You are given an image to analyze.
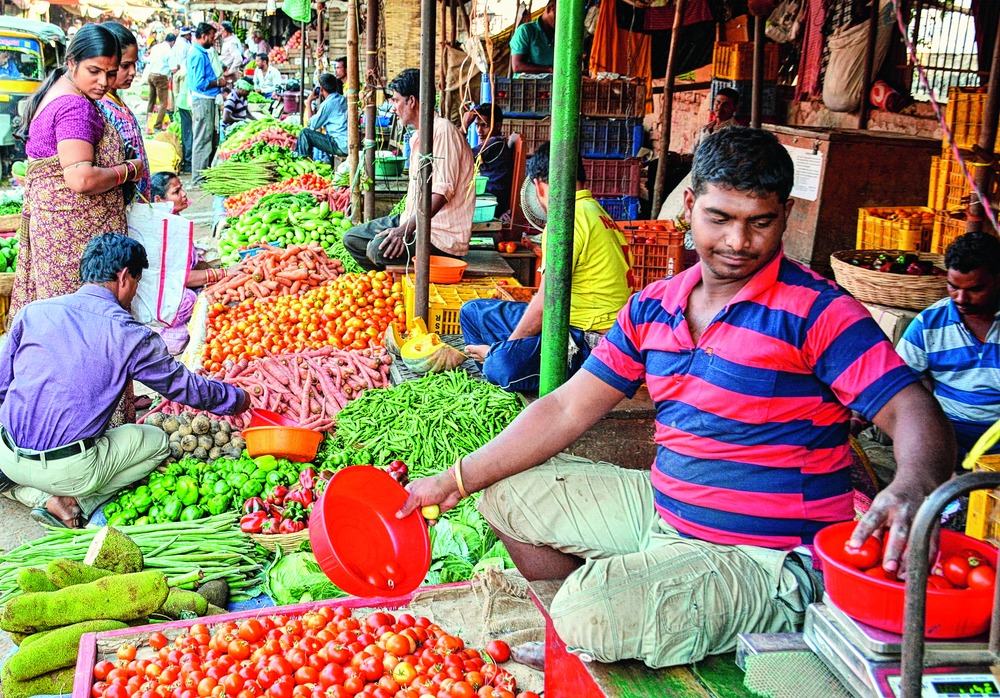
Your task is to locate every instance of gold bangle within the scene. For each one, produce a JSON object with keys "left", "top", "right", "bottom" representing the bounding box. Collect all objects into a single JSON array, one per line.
[{"left": 452, "top": 457, "right": 469, "bottom": 499}]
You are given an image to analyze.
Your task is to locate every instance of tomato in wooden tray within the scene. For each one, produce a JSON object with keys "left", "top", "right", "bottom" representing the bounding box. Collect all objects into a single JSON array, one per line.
[{"left": 91, "top": 607, "right": 535, "bottom": 698}]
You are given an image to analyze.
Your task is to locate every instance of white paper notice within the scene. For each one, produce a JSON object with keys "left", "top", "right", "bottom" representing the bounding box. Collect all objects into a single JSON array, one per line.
[{"left": 784, "top": 146, "right": 823, "bottom": 201}]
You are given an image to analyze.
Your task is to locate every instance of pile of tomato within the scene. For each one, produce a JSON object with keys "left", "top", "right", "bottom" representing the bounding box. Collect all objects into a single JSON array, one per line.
[
  {"left": 91, "top": 607, "right": 539, "bottom": 698},
  {"left": 837, "top": 536, "right": 996, "bottom": 590},
  {"left": 202, "top": 272, "right": 405, "bottom": 373}
]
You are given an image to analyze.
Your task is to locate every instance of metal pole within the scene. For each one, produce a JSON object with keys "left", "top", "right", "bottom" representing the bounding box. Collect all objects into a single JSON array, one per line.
[
  {"left": 415, "top": 0, "right": 436, "bottom": 324},
  {"left": 363, "top": 0, "right": 378, "bottom": 221},
  {"left": 750, "top": 16, "right": 764, "bottom": 128},
  {"left": 538, "top": 0, "right": 584, "bottom": 396},
  {"left": 857, "top": 0, "right": 879, "bottom": 129},
  {"left": 966, "top": 9, "right": 1000, "bottom": 233},
  {"left": 299, "top": 21, "right": 307, "bottom": 123},
  {"left": 347, "top": 0, "right": 361, "bottom": 223},
  {"left": 650, "top": 0, "right": 686, "bottom": 217}
]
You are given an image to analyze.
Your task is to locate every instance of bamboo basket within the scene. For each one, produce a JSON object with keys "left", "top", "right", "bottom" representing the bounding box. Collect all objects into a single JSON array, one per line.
[
  {"left": 830, "top": 249, "right": 948, "bottom": 311},
  {"left": 0, "top": 214, "right": 19, "bottom": 233},
  {"left": 250, "top": 528, "right": 310, "bottom": 553}
]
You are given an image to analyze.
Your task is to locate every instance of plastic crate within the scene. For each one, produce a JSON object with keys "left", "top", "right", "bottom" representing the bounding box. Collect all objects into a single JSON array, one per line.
[
  {"left": 580, "top": 77, "right": 646, "bottom": 118},
  {"left": 965, "top": 454, "right": 1000, "bottom": 543},
  {"left": 712, "top": 41, "right": 779, "bottom": 81},
  {"left": 580, "top": 118, "right": 643, "bottom": 158},
  {"left": 710, "top": 78, "right": 777, "bottom": 119},
  {"left": 619, "top": 220, "right": 685, "bottom": 291},
  {"left": 931, "top": 209, "right": 968, "bottom": 255},
  {"left": 493, "top": 76, "right": 552, "bottom": 117},
  {"left": 856, "top": 207, "right": 935, "bottom": 252},
  {"left": 928, "top": 154, "right": 997, "bottom": 210},
  {"left": 597, "top": 196, "right": 641, "bottom": 222},
  {"left": 504, "top": 118, "right": 550, "bottom": 156},
  {"left": 403, "top": 275, "right": 521, "bottom": 335},
  {"left": 583, "top": 158, "right": 642, "bottom": 197},
  {"left": 945, "top": 86, "right": 1000, "bottom": 153}
]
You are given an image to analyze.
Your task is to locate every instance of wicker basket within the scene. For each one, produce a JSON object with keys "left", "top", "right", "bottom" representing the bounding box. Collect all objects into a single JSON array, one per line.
[
  {"left": 0, "top": 273, "right": 14, "bottom": 298},
  {"left": 0, "top": 214, "right": 19, "bottom": 233},
  {"left": 250, "top": 528, "right": 310, "bottom": 552},
  {"left": 830, "top": 249, "right": 948, "bottom": 311}
]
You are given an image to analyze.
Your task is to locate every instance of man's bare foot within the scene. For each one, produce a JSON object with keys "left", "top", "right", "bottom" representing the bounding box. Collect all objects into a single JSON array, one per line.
[
  {"left": 46, "top": 496, "right": 82, "bottom": 527},
  {"left": 465, "top": 344, "right": 489, "bottom": 362}
]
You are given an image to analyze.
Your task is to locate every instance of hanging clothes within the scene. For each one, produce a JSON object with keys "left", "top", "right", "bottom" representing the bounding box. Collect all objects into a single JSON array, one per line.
[
  {"left": 796, "top": 0, "right": 827, "bottom": 100},
  {"left": 589, "top": 0, "right": 651, "bottom": 111}
]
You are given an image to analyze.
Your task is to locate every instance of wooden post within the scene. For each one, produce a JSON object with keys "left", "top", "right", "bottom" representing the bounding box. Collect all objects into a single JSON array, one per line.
[
  {"left": 363, "top": 0, "right": 378, "bottom": 221},
  {"left": 857, "top": 0, "right": 879, "bottom": 129},
  {"left": 299, "top": 21, "right": 307, "bottom": 123},
  {"left": 967, "top": 8, "right": 1000, "bottom": 233},
  {"left": 415, "top": 0, "right": 437, "bottom": 324},
  {"left": 750, "top": 15, "right": 764, "bottom": 128},
  {"left": 650, "top": 0, "right": 686, "bottom": 217},
  {"left": 439, "top": 0, "right": 448, "bottom": 119},
  {"left": 347, "top": 0, "right": 361, "bottom": 222}
]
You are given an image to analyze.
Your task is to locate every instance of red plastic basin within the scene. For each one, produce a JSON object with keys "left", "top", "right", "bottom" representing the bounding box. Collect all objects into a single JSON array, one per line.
[
  {"left": 249, "top": 408, "right": 298, "bottom": 428},
  {"left": 814, "top": 521, "right": 997, "bottom": 638},
  {"left": 309, "top": 466, "right": 431, "bottom": 598}
]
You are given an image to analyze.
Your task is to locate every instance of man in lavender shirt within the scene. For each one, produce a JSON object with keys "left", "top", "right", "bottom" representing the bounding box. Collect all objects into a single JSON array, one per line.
[{"left": 0, "top": 235, "right": 250, "bottom": 528}]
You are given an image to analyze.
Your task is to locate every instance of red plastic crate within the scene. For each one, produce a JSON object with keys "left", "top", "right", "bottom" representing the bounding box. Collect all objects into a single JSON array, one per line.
[
  {"left": 581, "top": 77, "right": 646, "bottom": 118},
  {"left": 504, "top": 118, "right": 550, "bottom": 156},
  {"left": 583, "top": 158, "right": 642, "bottom": 198},
  {"left": 619, "top": 220, "right": 685, "bottom": 291}
]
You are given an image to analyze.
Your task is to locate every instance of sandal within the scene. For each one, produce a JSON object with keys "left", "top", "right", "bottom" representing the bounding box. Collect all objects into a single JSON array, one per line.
[{"left": 30, "top": 507, "right": 75, "bottom": 529}]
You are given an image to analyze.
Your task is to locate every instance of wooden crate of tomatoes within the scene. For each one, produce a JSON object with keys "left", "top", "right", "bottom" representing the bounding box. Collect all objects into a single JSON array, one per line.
[{"left": 620, "top": 220, "right": 685, "bottom": 292}]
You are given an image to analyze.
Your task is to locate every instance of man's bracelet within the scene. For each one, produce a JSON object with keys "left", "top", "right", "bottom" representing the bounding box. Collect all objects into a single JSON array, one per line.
[{"left": 451, "top": 457, "right": 470, "bottom": 499}]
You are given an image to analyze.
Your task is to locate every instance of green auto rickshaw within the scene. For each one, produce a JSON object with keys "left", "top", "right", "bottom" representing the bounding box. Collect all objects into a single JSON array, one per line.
[{"left": 0, "top": 17, "right": 66, "bottom": 174}]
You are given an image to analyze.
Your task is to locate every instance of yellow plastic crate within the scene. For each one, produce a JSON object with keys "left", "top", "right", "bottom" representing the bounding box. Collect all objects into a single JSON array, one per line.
[
  {"left": 966, "top": 454, "right": 1000, "bottom": 544},
  {"left": 403, "top": 275, "right": 520, "bottom": 335},
  {"left": 945, "top": 87, "right": 1000, "bottom": 153},
  {"left": 856, "top": 207, "right": 934, "bottom": 252},
  {"left": 711, "top": 41, "right": 779, "bottom": 81},
  {"left": 929, "top": 154, "right": 996, "bottom": 210},
  {"left": 931, "top": 209, "right": 968, "bottom": 255}
]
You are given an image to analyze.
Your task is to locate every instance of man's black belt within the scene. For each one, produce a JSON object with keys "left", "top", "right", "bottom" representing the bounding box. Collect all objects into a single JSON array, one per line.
[{"left": 0, "top": 426, "right": 95, "bottom": 461}]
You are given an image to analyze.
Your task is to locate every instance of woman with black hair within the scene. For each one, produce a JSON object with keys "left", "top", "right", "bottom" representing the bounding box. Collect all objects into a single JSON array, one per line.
[
  {"left": 98, "top": 22, "right": 152, "bottom": 202},
  {"left": 12, "top": 23, "right": 146, "bottom": 425}
]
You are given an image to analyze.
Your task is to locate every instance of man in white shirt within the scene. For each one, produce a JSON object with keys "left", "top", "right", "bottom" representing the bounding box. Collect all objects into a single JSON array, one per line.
[
  {"left": 220, "top": 22, "right": 245, "bottom": 74},
  {"left": 146, "top": 33, "right": 176, "bottom": 134},
  {"left": 252, "top": 53, "right": 282, "bottom": 97},
  {"left": 171, "top": 27, "right": 194, "bottom": 173}
]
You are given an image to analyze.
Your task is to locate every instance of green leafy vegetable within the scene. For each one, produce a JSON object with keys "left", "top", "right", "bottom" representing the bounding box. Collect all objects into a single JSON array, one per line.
[{"left": 264, "top": 549, "right": 347, "bottom": 605}]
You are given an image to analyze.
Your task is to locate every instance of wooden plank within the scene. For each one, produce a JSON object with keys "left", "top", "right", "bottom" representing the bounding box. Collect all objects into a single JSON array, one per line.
[{"left": 386, "top": 250, "right": 513, "bottom": 279}]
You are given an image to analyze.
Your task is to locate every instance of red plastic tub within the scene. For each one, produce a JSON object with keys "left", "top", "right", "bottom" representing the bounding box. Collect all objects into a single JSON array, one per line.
[
  {"left": 248, "top": 408, "right": 298, "bottom": 428},
  {"left": 814, "top": 521, "right": 997, "bottom": 638}
]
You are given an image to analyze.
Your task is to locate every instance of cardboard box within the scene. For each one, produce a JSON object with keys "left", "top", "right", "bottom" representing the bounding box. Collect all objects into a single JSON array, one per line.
[{"left": 862, "top": 302, "right": 920, "bottom": 346}]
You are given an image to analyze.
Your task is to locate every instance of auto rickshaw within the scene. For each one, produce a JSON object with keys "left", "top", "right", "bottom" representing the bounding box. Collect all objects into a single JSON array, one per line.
[{"left": 0, "top": 17, "right": 66, "bottom": 177}]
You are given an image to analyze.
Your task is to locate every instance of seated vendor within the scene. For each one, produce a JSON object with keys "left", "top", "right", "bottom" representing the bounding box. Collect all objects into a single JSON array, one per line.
[
  {"left": 342, "top": 68, "right": 475, "bottom": 271},
  {"left": 693, "top": 87, "right": 741, "bottom": 153},
  {"left": 462, "top": 103, "right": 514, "bottom": 217},
  {"left": 511, "top": 0, "right": 555, "bottom": 76},
  {"left": 460, "top": 142, "right": 631, "bottom": 392},
  {"left": 0, "top": 235, "right": 249, "bottom": 529},
  {"left": 252, "top": 53, "right": 282, "bottom": 97},
  {"left": 294, "top": 73, "right": 348, "bottom": 160},
  {"left": 400, "top": 127, "right": 955, "bottom": 669},
  {"left": 897, "top": 231, "right": 1000, "bottom": 461},
  {"left": 222, "top": 79, "right": 256, "bottom": 136}
]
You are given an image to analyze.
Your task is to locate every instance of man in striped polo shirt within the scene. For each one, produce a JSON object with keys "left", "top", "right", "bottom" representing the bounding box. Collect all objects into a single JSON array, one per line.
[
  {"left": 897, "top": 232, "right": 1000, "bottom": 461},
  {"left": 398, "top": 128, "right": 954, "bottom": 668}
]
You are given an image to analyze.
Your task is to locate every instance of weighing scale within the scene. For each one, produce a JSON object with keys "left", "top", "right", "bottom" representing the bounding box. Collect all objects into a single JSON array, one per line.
[{"left": 799, "top": 598, "right": 998, "bottom": 697}]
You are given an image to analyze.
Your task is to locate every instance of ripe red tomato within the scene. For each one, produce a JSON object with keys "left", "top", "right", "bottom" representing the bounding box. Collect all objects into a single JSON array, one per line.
[
  {"left": 148, "top": 633, "right": 169, "bottom": 651},
  {"left": 483, "top": 641, "right": 510, "bottom": 664},
  {"left": 835, "top": 536, "right": 883, "bottom": 570},
  {"left": 117, "top": 645, "right": 138, "bottom": 662},
  {"left": 968, "top": 565, "right": 996, "bottom": 590},
  {"left": 927, "top": 575, "right": 956, "bottom": 590},
  {"left": 943, "top": 555, "right": 973, "bottom": 588}
]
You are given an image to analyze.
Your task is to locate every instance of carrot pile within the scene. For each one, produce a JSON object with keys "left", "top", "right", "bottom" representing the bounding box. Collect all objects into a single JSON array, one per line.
[
  {"left": 151, "top": 348, "right": 392, "bottom": 431},
  {"left": 224, "top": 174, "right": 333, "bottom": 217},
  {"left": 205, "top": 245, "right": 344, "bottom": 304}
]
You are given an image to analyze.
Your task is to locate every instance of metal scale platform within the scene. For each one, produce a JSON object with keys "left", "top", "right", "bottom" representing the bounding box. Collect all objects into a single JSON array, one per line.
[{"left": 802, "top": 598, "right": 997, "bottom": 697}]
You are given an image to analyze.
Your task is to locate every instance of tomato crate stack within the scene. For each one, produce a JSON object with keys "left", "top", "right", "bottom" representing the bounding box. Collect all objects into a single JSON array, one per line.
[
  {"left": 711, "top": 40, "right": 778, "bottom": 121},
  {"left": 855, "top": 207, "right": 935, "bottom": 252},
  {"left": 620, "top": 220, "right": 685, "bottom": 291},
  {"left": 402, "top": 275, "right": 521, "bottom": 336}
]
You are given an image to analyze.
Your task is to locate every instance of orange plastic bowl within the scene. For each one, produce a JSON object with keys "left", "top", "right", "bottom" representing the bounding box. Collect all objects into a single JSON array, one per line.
[
  {"left": 248, "top": 408, "right": 299, "bottom": 428},
  {"left": 814, "top": 521, "right": 997, "bottom": 638},
  {"left": 309, "top": 466, "right": 431, "bottom": 598},
  {"left": 427, "top": 256, "right": 468, "bottom": 284},
  {"left": 242, "top": 426, "right": 322, "bottom": 462}
]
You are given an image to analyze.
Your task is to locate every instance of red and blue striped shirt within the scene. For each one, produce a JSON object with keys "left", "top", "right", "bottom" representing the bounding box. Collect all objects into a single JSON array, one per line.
[{"left": 584, "top": 252, "right": 917, "bottom": 550}]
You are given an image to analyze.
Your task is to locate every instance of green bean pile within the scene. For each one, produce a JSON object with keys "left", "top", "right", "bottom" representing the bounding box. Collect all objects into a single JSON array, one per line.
[
  {"left": 324, "top": 372, "right": 524, "bottom": 477},
  {"left": 0, "top": 514, "right": 269, "bottom": 606}
]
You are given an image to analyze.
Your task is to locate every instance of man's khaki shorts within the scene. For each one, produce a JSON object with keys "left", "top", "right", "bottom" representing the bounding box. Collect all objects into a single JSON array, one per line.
[{"left": 477, "top": 454, "right": 810, "bottom": 668}]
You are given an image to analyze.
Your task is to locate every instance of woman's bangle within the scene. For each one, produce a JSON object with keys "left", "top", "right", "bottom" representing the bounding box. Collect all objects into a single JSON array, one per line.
[
  {"left": 451, "top": 457, "right": 470, "bottom": 499},
  {"left": 125, "top": 161, "right": 137, "bottom": 182},
  {"left": 114, "top": 165, "right": 124, "bottom": 186}
]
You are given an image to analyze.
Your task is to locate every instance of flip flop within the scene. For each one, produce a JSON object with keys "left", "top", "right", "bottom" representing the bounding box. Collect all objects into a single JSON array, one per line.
[{"left": 30, "top": 507, "right": 70, "bottom": 528}]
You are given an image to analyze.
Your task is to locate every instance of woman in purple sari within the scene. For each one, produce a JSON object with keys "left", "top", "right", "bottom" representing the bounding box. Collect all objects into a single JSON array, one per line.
[{"left": 98, "top": 22, "right": 151, "bottom": 202}]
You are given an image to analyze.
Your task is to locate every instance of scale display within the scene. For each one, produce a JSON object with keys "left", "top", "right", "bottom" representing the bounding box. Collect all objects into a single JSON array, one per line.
[{"left": 886, "top": 672, "right": 1000, "bottom": 697}]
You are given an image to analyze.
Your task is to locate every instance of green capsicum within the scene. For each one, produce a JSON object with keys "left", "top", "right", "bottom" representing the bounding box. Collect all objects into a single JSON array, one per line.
[
  {"left": 108, "top": 512, "right": 132, "bottom": 527},
  {"left": 205, "top": 495, "right": 230, "bottom": 515},
  {"left": 175, "top": 476, "right": 199, "bottom": 506},
  {"left": 148, "top": 505, "right": 162, "bottom": 521},
  {"left": 254, "top": 455, "right": 278, "bottom": 472},
  {"left": 240, "top": 480, "right": 264, "bottom": 499},
  {"left": 265, "top": 471, "right": 284, "bottom": 488},
  {"left": 134, "top": 516, "right": 150, "bottom": 526},
  {"left": 162, "top": 496, "right": 184, "bottom": 522},
  {"left": 212, "top": 480, "right": 232, "bottom": 496},
  {"left": 103, "top": 502, "right": 121, "bottom": 518},
  {"left": 180, "top": 505, "right": 206, "bottom": 521},
  {"left": 131, "top": 491, "right": 153, "bottom": 514},
  {"left": 149, "top": 481, "right": 169, "bottom": 501},
  {"left": 164, "top": 462, "right": 185, "bottom": 477},
  {"left": 227, "top": 472, "right": 249, "bottom": 489}
]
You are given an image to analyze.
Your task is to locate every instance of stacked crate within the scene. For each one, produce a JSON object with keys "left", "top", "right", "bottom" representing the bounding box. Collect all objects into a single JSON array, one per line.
[
  {"left": 926, "top": 87, "right": 999, "bottom": 254},
  {"left": 496, "top": 76, "right": 647, "bottom": 220},
  {"left": 710, "top": 41, "right": 779, "bottom": 121}
]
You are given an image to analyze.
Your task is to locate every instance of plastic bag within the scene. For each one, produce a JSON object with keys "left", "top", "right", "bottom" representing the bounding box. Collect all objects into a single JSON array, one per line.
[
  {"left": 765, "top": 0, "right": 805, "bottom": 43},
  {"left": 822, "top": 0, "right": 895, "bottom": 112},
  {"left": 126, "top": 201, "right": 194, "bottom": 327}
]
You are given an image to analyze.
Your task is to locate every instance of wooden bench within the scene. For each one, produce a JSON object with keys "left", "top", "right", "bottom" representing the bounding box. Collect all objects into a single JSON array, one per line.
[
  {"left": 386, "top": 249, "right": 515, "bottom": 283},
  {"left": 528, "top": 580, "right": 755, "bottom": 698}
]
